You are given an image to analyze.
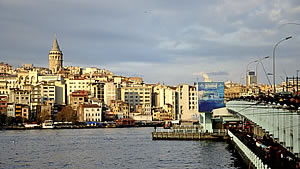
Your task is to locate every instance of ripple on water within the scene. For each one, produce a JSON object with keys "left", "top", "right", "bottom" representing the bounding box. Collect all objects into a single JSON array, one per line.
[{"left": 0, "top": 128, "right": 244, "bottom": 169}]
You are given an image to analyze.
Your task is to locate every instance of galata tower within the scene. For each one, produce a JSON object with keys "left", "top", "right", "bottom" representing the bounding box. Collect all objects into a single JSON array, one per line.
[{"left": 49, "top": 33, "right": 63, "bottom": 74}]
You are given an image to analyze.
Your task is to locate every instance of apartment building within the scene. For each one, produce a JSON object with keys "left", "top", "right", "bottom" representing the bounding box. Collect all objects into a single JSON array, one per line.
[
  {"left": 91, "top": 82, "right": 105, "bottom": 103},
  {"left": 109, "top": 100, "right": 129, "bottom": 118},
  {"left": 104, "top": 82, "right": 119, "bottom": 105},
  {"left": 7, "top": 103, "right": 15, "bottom": 117},
  {"left": 77, "top": 104, "right": 102, "bottom": 122},
  {"left": 41, "top": 83, "right": 56, "bottom": 105},
  {"left": 121, "top": 84, "right": 152, "bottom": 115},
  {"left": 66, "top": 78, "right": 94, "bottom": 104},
  {"left": 70, "top": 90, "right": 89, "bottom": 110},
  {"left": 177, "top": 84, "right": 198, "bottom": 121},
  {"left": 0, "top": 62, "right": 13, "bottom": 75},
  {"left": 9, "top": 88, "right": 31, "bottom": 105},
  {"left": 152, "top": 84, "right": 179, "bottom": 120}
]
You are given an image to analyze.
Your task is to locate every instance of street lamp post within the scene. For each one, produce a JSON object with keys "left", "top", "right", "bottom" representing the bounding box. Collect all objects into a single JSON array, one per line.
[
  {"left": 255, "top": 56, "right": 270, "bottom": 84},
  {"left": 272, "top": 36, "right": 292, "bottom": 94},
  {"left": 297, "top": 70, "right": 300, "bottom": 96}
]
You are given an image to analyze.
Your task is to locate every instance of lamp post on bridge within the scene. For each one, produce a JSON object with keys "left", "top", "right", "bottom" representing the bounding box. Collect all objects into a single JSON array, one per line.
[
  {"left": 255, "top": 56, "right": 270, "bottom": 84},
  {"left": 297, "top": 70, "right": 300, "bottom": 96},
  {"left": 272, "top": 36, "right": 292, "bottom": 95}
]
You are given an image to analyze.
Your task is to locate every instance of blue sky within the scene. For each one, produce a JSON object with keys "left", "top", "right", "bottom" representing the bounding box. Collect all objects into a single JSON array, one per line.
[{"left": 1, "top": 0, "right": 300, "bottom": 85}]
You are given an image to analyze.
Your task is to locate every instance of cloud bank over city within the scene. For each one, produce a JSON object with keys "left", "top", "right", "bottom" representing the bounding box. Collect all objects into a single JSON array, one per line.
[{"left": 0, "top": 0, "right": 300, "bottom": 85}]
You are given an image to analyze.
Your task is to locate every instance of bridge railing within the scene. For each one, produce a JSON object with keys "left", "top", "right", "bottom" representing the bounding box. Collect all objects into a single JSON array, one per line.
[{"left": 228, "top": 130, "right": 270, "bottom": 169}]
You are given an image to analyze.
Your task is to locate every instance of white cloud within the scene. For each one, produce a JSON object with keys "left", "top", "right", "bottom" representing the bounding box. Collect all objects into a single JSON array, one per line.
[{"left": 1, "top": 0, "right": 300, "bottom": 85}]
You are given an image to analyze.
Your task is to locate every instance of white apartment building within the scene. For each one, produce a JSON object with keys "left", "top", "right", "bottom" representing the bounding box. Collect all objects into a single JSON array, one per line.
[
  {"left": 41, "top": 83, "right": 56, "bottom": 105},
  {"left": 177, "top": 84, "right": 198, "bottom": 121},
  {"left": 82, "top": 67, "right": 113, "bottom": 76},
  {"left": 65, "top": 78, "right": 95, "bottom": 104},
  {"left": 78, "top": 104, "right": 102, "bottom": 122},
  {"left": 9, "top": 88, "right": 31, "bottom": 105},
  {"left": 104, "top": 82, "right": 118, "bottom": 105},
  {"left": 17, "top": 71, "right": 39, "bottom": 86},
  {"left": 38, "top": 75, "right": 63, "bottom": 82},
  {"left": 152, "top": 84, "right": 179, "bottom": 120},
  {"left": 0, "top": 75, "right": 19, "bottom": 95}
]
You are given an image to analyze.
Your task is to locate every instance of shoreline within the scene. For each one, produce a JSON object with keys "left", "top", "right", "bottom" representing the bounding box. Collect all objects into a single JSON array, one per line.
[{"left": 0, "top": 123, "right": 163, "bottom": 130}]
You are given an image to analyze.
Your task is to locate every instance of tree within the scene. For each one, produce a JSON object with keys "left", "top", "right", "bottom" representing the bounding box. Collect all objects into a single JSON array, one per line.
[
  {"left": 0, "top": 113, "right": 7, "bottom": 127},
  {"left": 37, "top": 105, "right": 52, "bottom": 123},
  {"left": 6, "top": 116, "right": 16, "bottom": 126},
  {"left": 55, "top": 106, "right": 76, "bottom": 122}
]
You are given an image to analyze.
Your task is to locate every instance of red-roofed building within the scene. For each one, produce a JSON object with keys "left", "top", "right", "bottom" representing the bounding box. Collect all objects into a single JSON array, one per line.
[{"left": 70, "top": 90, "right": 89, "bottom": 110}]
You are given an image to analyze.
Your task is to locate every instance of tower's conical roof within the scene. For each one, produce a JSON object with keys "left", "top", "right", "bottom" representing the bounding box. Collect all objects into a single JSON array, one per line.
[{"left": 51, "top": 33, "right": 61, "bottom": 51}]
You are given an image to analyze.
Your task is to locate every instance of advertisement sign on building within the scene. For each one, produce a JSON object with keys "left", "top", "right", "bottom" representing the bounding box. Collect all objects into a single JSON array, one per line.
[{"left": 198, "top": 82, "right": 225, "bottom": 112}]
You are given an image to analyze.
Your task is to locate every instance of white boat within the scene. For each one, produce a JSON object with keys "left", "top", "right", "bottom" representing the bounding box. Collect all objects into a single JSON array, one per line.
[
  {"left": 24, "top": 123, "right": 40, "bottom": 128},
  {"left": 42, "top": 120, "right": 55, "bottom": 129}
]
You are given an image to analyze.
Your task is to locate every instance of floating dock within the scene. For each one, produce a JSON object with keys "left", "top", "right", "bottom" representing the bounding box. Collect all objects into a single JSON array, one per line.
[
  {"left": 152, "top": 131, "right": 229, "bottom": 140},
  {"left": 152, "top": 126, "right": 228, "bottom": 141}
]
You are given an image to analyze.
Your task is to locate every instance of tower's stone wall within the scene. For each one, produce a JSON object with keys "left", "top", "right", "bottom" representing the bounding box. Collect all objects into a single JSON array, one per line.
[{"left": 49, "top": 34, "right": 63, "bottom": 74}]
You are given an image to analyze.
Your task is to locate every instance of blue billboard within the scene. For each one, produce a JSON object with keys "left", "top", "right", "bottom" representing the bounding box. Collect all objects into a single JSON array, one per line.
[{"left": 198, "top": 82, "right": 225, "bottom": 112}]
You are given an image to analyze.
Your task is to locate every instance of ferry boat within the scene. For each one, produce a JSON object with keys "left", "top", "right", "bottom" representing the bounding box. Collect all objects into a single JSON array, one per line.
[{"left": 42, "top": 120, "right": 55, "bottom": 129}]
